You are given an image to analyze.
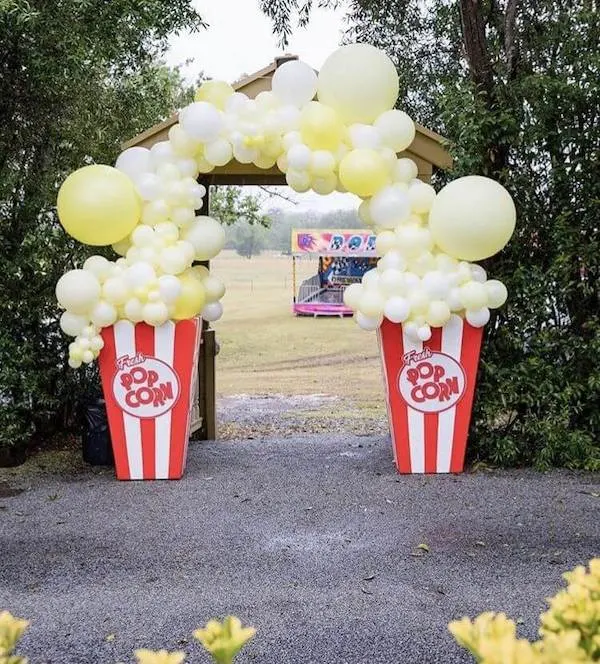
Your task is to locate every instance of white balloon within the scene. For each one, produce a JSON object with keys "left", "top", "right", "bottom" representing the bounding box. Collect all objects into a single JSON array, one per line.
[
  {"left": 124, "top": 297, "right": 144, "bottom": 323},
  {"left": 131, "top": 225, "right": 155, "bottom": 248},
  {"left": 68, "top": 358, "right": 82, "bottom": 369},
  {"left": 311, "top": 173, "right": 337, "bottom": 195},
  {"left": 176, "top": 157, "right": 199, "bottom": 179},
  {"left": 466, "top": 307, "right": 491, "bottom": 327},
  {"left": 379, "top": 268, "right": 405, "bottom": 296},
  {"left": 358, "top": 290, "right": 386, "bottom": 318},
  {"left": 369, "top": 185, "right": 411, "bottom": 229},
  {"left": 275, "top": 106, "right": 301, "bottom": 133},
  {"left": 83, "top": 256, "right": 112, "bottom": 283},
  {"left": 204, "top": 138, "right": 233, "bottom": 167},
  {"left": 171, "top": 207, "right": 195, "bottom": 228},
  {"left": 158, "top": 275, "right": 182, "bottom": 304},
  {"left": 143, "top": 302, "right": 169, "bottom": 327},
  {"left": 56, "top": 270, "right": 101, "bottom": 314},
  {"left": 90, "top": 301, "right": 118, "bottom": 328},
  {"left": 377, "top": 250, "right": 405, "bottom": 272},
  {"left": 417, "top": 324, "right": 432, "bottom": 341},
  {"left": 168, "top": 124, "right": 202, "bottom": 158},
  {"left": 403, "top": 320, "right": 420, "bottom": 342},
  {"left": 60, "top": 312, "right": 89, "bottom": 337},
  {"left": 202, "top": 301, "right": 223, "bottom": 322},
  {"left": 446, "top": 287, "right": 463, "bottom": 312},
  {"left": 375, "top": 231, "right": 398, "bottom": 255},
  {"left": 374, "top": 110, "right": 416, "bottom": 152},
  {"left": 310, "top": 150, "right": 336, "bottom": 176},
  {"left": 282, "top": 130, "right": 302, "bottom": 151},
  {"left": 90, "top": 335, "right": 105, "bottom": 352},
  {"left": 470, "top": 264, "right": 487, "bottom": 283},
  {"left": 203, "top": 276, "right": 226, "bottom": 303},
  {"left": 271, "top": 60, "right": 318, "bottom": 108},
  {"left": 485, "top": 280, "right": 508, "bottom": 309},
  {"left": 286, "top": 169, "right": 311, "bottom": 192},
  {"left": 159, "top": 245, "right": 189, "bottom": 275},
  {"left": 225, "top": 92, "right": 250, "bottom": 114},
  {"left": 395, "top": 225, "right": 434, "bottom": 258},
  {"left": 421, "top": 271, "right": 450, "bottom": 300},
  {"left": 150, "top": 141, "right": 176, "bottom": 167},
  {"left": 102, "top": 276, "right": 130, "bottom": 306},
  {"left": 232, "top": 142, "right": 258, "bottom": 164},
  {"left": 393, "top": 158, "right": 419, "bottom": 183},
  {"left": 287, "top": 143, "right": 312, "bottom": 170},
  {"left": 136, "top": 173, "right": 163, "bottom": 201},
  {"left": 384, "top": 297, "right": 410, "bottom": 323},
  {"left": 125, "top": 262, "right": 156, "bottom": 289},
  {"left": 362, "top": 268, "right": 380, "bottom": 290},
  {"left": 356, "top": 311, "right": 383, "bottom": 331},
  {"left": 348, "top": 123, "right": 382, "bottom": 150},
  {"left": 407, "top": 182, "right": 436, "bottom": 214},
  {"left": 115, "top": 147, "right": 151, "bottom": 179},
  {"left": 180, "top": 102, "right": 223, "bottom": 142},
  {"left": 182, "top": 216, "right": 226, "bottom": 261},
  {"left": 343, "top": 283, "right": 363, "bottom": 309}
]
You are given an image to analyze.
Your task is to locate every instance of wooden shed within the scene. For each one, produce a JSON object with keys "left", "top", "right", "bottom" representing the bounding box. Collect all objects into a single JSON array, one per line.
[{"left": 124, "top": 55, "right": 452, "bottom": 440}]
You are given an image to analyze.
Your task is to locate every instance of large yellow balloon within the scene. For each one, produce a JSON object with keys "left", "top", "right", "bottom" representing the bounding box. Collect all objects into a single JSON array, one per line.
[
  {"left": 172, "top": 271, "right": 206, "bottom": 320},
  {"left": 317, "top": 44, "right": 399, "bottom": 124},
  {"left": 57, "top": 165, "right": 141, "bottom": 246},
  {"left": 428, "top": 176, "right": 516, "bottom": 261},
  {"left": 339, "top": 149, "right": 390, "bottom": 198},
  {"left": 299, "top": 101, "right": 343, "bottom": 151},
  {"left": 194, "top": 80, "right": 234, "bottom": 110}
]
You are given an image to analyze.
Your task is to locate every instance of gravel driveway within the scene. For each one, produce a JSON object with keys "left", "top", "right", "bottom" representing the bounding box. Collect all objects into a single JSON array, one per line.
[{"left": 0, "top": 433, "right": 598, "bottom": 663}]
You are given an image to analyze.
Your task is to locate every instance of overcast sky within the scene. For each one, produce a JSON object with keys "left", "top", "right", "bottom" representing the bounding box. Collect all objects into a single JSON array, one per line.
[{"left": 165, "top": 0, "right": 360, "bottom": 213}]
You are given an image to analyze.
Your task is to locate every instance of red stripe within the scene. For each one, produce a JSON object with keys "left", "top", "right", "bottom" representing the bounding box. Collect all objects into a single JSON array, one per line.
[
  {"left": 169, "top": 319, "right": 199, "bottom": 479},
  {"left": 423, "top": 327, "right": 442, "bottom": 473},
  {"left": 450, "top": 323, "right": 484, "bottom": 472},
  {"left": 99, "top": 326, "right": 130, "bottom": 480},
  {"left": 380, "top": 319, "right": 411, "bottom": 473},
  {"left": 135, "top": 324, "right": 156, "bottom": 479}
]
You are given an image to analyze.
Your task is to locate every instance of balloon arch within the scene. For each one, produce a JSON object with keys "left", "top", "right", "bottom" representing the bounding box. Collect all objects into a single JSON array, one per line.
[{"left": 53, "top": 44, "right": 516, "bottom": 478}]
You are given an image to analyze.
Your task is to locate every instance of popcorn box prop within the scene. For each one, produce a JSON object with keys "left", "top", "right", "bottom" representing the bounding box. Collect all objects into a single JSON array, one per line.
[
  {"left": 98, "top": 319, "right": 201, "bottom": 480},
  {"left": 378, "top": 316, "right": 483, "bottom": 473}
]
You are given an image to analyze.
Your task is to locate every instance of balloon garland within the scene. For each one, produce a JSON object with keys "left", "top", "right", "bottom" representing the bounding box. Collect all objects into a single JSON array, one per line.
[{"left": 55, "top": 43, "right": 515, "bottom": 368}]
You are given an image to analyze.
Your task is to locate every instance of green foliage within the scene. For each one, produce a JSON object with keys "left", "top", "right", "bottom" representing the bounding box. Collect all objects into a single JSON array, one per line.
[
  {"left": 0, "top": 1, "right": 203, "bottom": 459},
  {"left": 262, "top": 0, "right": 600, "bottom": 470}
]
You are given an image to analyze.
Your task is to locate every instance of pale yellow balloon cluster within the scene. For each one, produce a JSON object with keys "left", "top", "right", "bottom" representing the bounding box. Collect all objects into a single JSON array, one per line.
[{"left": 56, "top": 42, "right": 516, "bottom": 368}]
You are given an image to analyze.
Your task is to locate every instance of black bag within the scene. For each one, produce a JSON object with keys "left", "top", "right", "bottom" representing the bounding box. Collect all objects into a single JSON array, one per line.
[{"left": 82, "top": 398, "right": 114, "bottom": 466}]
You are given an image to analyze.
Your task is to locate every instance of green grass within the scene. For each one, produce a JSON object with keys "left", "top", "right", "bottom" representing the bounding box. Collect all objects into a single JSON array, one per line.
[{"left": 211, "top": 251, "right": 385, "bottom": 411}]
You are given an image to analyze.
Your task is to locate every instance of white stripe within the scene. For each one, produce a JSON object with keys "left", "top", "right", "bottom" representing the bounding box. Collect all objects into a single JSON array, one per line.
[
  {"left": 114, "top": 321, "right": 143, "bottom": 480},
  {"left": 402, "top": 329, "right": 425, "bottom": 473},
  {"left": 437, "top": 315, "right": 464, "bottom": 473},
  {"left": 154, "top": 321, "right": 176, "bottom": 479},
  {"left": 182, "top": 319, "right": 202, "bottom": 468},
  {"left": 377, "top": 327, "right": 397, "bottom": 464}
]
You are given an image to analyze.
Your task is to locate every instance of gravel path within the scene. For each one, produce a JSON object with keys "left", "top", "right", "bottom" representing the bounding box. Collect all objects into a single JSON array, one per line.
[{"left": 0, "top": 433, "right": 598, "bottom": 664}]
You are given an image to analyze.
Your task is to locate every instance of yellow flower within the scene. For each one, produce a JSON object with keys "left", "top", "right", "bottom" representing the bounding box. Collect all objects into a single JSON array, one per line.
[
  {"left": 134, "top": 648, "right": 186, "bottom": 664},
  {"left": 194, "top": 616, "right": 255, "bottom": 664},
  {"left": 0, "top": 611, "right": 29, "bottom": 660}
]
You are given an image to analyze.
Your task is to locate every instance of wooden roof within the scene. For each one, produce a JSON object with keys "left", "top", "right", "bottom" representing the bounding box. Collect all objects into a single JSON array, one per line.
[{"left": 124, "top": 56, "right": 452, "bottom": 185}]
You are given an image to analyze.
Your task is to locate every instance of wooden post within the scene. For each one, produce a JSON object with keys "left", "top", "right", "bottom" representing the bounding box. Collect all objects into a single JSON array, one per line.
[{"left": 192, "top": 177, "right": 217, "bottom": 440}]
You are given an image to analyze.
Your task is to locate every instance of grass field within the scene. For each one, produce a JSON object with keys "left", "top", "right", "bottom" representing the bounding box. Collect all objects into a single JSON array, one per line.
[{"left": 211, "top": 251, "right": 385, "bottom": 413}]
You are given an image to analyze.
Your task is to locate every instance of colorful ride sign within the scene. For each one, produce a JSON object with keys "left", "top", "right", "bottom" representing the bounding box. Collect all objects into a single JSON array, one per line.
[{"left": 291, "top": 229, "right": 378, "bottom": 257}]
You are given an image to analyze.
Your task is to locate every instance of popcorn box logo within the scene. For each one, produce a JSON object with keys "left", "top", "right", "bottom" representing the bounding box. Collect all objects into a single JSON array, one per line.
[
  {"left": 398, "top": 348, "right": 466, "bottom": 413},
  {"left": 113, "top": 354, "right": 180, "bottom": 419}
]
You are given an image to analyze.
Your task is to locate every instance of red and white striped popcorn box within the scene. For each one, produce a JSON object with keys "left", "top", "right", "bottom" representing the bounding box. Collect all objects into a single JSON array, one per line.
[
  {"left": 98, "top": 319, "right": 201, "bottom": 480},
  {"left": 378, "top": 315, "right": 483, "bottom": 474}
]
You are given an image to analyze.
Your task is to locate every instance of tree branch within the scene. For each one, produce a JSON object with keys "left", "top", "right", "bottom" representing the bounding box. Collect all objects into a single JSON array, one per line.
[
  {"left": 257, "top": 185, "right": 298, "bottom": 205},
  {"left": 504, "top": 0, "right": 519, "bottom": 80}
]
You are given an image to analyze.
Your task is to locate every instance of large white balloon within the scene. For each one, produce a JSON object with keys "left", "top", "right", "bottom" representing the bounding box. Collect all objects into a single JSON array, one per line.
[
  {"left": 115, "top": 147, "right": 151, "bottom": 180},
  {"left": 374, "top": 110, "right": 416, "bottom": 152},
  {"left": 56, "top": 270, "right": 101, "bottom": 314},
  {"left": 271, "top": 60, "right": 318, "bottom": 108},
  {"left": 180, "top": 102, "right": 224, "bottom": 142},
  {"left": 183, "top": 216, "right": 226, "bottom": 261},
  {"left": 60, "top": 311, "right": 89, "bottom": 337}
]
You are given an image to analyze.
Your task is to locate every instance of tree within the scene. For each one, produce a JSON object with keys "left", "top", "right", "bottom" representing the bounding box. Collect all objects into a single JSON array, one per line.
[
  {"left": 261, "top": 0, "right": 600, "bottom": 469},
  {"left": 0, "top": 1, "right": 204, "bottom": 462}
]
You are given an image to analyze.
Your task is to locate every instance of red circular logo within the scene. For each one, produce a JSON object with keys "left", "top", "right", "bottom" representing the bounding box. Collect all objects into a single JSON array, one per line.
[
  {"left": 398, "top": 351, "right": 466, "bottom": 413},
  {"left": 112, "top": 356, "right": 180, "bottom": 419}
]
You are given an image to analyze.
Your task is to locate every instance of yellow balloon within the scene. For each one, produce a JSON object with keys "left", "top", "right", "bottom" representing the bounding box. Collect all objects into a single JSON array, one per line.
[
  {"left": 300, "top": 101, "right": 343, "bottom": 151},
  {"left": 339, "top": 149, "right": 390, "bottom": 198},
  {"left": 172, "top": 271, "right": 206, "bottom": 320},
  {"left": 428, "top": 176, "right": 516, "bottom": 261},
  {"left": 57, "top": 165, "right": 141, "bottom": 246},
  {"left": 194, "top": 80, "right": 234, "bottom": 110},
  {"left": 317, "top": 44, "right": 399, "bottom": 124}
]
